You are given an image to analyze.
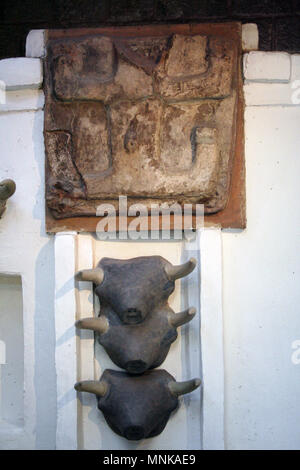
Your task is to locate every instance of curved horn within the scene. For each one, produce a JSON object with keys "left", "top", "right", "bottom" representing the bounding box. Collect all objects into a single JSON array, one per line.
[
  {"left": 165, "top": 258, "right": 197, "bottom": 281},
  {"left": 169, "top": 307, "right": 196, "bottom": 328},
  {"left": 168, "top": 378, "right": 201, "bottom": 397},
  {"left": 74, "top": 380, "right": 108, "bottom": 397},
  {"left": 0, "top": 179, "right": 16, "bottom": 200},
  {"left": 76, "top": 267, "right": 104, "bottom": 285},
  {"left": 75, "top": 316, "right": 109, "bottom": 334}
]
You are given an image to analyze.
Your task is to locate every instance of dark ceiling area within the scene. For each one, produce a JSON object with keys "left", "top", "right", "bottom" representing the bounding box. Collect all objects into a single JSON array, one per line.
[{"left": 0, "top": 0, "right": 299, "bottom": 59}]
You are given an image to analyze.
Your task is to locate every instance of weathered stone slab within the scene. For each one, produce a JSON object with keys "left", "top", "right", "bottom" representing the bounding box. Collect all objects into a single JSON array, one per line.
[
  {"left": 45, "top": 130, "right": 85, "bottom": 217},
  {"left": 49, "top": 36, "right": 153, "bottom": 102},
  {"left": 44, "top": 23, "right": 245, "bottom": 228},
  {"left": 156, "top": 36, "right": 235, "bottom": 100}
]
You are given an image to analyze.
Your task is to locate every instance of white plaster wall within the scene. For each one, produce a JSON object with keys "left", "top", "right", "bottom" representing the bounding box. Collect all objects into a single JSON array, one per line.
[
  {"left": 90, "top": 238, "right": 202, "bottom": 450},
  {"left": 1, "top": 37, "right": 300, "bottom": 450},
  {"left": 0, "top": 84, "right": 56, "bottom": 448},
  {"left": 223, "top": 54, "right": 300, "bottom": 449},
  {"left": 0, "top": 275, "right": 24, "bottom": 426},
  {"left": 73, "top": 232, "right": 223, "bottom": 450}
]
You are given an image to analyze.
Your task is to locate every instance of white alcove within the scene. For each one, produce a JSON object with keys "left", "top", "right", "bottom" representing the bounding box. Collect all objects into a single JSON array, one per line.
[
  {"left": 54, "top": 229, "right": 224, "bottom": 450},
  {"left": 0, "top": 274, "right": 24, "bottom": 432}
]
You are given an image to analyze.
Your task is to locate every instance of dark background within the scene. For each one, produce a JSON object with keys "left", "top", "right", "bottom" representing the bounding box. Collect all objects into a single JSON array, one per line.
[{"left": 1, "top": 0, "right": 299, "bottom": 59}]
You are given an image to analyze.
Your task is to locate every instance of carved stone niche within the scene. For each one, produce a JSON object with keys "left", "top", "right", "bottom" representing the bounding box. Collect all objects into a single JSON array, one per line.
[{"left": 44, "top": 23, "right": 245, "bottom": 231}]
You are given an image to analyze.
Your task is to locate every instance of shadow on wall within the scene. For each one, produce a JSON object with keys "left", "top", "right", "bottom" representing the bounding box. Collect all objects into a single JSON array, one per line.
[{"left": 32, "top": 110, "right": 57, "bottom": 450}]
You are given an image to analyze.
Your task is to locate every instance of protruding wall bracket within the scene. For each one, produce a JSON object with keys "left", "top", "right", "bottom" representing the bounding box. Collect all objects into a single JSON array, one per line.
[{"left": 0, "top": 179, "right": 16, "bottom": 218}]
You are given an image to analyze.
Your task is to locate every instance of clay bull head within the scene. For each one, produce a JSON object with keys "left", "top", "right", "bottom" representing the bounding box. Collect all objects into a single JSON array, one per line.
[
  {"left": 76, "top": 304, "right": 196, "bottom": 374},
  {"left": 76, "top": 256, "right": 196, "bottom": 325},
  {"left": 75, "top": 369, "right": 201, "bottom": 441}
]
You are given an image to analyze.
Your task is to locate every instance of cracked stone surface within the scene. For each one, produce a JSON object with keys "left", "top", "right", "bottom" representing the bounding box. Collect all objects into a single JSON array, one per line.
[{"left": 44, "top": 24, "right": 243, "bottom": 224}]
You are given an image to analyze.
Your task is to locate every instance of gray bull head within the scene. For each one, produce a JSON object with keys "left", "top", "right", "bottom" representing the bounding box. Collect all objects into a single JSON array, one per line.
[
  {"left": 75, "top": 369, "right": 201, "bottom": 440},
  {"left": 76, "top": 303, "right": 196, "bottom": 374},
  {"left": 77, "top": 256, "right": 196, "bottom": 324},
  {"left": 0, "top": 179, "right": 16, "bottom": 218}
]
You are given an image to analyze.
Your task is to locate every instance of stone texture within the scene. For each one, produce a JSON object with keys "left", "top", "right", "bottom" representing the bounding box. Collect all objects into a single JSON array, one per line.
[
  {"left": 243, "top": 51, "right": 291, "bottom": 82},
  {"left": 0, "top": 58, "right": 42, "bottom": 90},
  {"left": 156, "top": 35, "right": 235, "bottom": 100},
  {"left": 44, "top": 24, "right": 244, "bottom": 226},
  {"left": 49, "top": 36, "right": 153, "bottom": 102}
]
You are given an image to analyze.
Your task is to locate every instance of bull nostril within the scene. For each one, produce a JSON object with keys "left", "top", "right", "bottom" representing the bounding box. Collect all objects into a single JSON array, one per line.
[
  {"left": 123, "top": 308, "right": 142, "bottom": 324},
  {"left": 125, "top": 360, "right": 147, "bottom": 374},
  {"left": 124, "top": 425, "right": 144, "bottom": 441}
]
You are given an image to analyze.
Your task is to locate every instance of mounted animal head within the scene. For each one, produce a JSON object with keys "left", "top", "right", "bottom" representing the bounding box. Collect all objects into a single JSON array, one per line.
[
  {"left": 0, "top": 179, "right": 16, "bottom": 218},
  {"left": 76, "top": 304, "right": 196, "bottom": 374},
  {"left": 76, "top": 256, "right": 196, "bottom": 325},
  {"left": 75, "top": 369, "right": 201, "bottom": 440}
]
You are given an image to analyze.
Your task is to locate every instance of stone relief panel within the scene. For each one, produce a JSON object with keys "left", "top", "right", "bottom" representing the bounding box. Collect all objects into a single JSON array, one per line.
[{"left": 44, "top": 24, "right": 245, "bottom": 230}]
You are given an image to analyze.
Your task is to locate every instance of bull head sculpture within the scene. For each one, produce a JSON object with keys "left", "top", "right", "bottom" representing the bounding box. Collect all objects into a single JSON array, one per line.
[
  {"left": 75, "top": 369, "right": 201, "bottom": 441},
  {"left": 76, "top": 256, "right": 196, "bottom": 325},
  {"left": 76, "top": 303, "right": 196, "bottom": 374},
  {"left": 0, "top": 179, "right": 16, "bottom": 218}
]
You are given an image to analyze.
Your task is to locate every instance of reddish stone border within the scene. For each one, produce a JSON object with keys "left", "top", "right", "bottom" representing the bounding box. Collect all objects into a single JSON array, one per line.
[{"left": 45, "top": 22, "right": 245, "bottom": 232}]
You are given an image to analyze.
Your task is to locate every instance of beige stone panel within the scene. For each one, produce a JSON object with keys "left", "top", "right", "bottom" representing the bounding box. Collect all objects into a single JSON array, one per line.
[
  {"left": 157, "top": 36, "right": 235, "bottom": 100},
  {"left": 49, "top": 36, "right": 153, "bottom": 102}
]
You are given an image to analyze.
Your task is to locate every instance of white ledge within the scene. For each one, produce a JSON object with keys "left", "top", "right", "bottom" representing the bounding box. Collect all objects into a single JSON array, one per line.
[
  {"left": 244, "top": 52, "right": 291, "bottom": 83},
  {"left": 0, "top": 58, "right": 43, "bottom": 91},
  {"left": 0, "top": 89, "right": 44, "bottom": 112},
  {"left": 244, "top": 82, "right": 300, "bottom": 106}
]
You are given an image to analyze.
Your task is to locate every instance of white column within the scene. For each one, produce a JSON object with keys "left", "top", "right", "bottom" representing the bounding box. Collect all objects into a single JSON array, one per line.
[
  {"left": 200, "top": 228, "right": 224, "bottom": 450},
  {"left": 76, "top": 234, "right": 103, "bottom": 450},
  {"left": 181, "top": 230, "right": 202, "bottom": 450},
  {"left": 0, "top": 340, "right": 6, "bottom": 420},
  {"left": 54, "top": 232, "right": 78, "bottom": 450}
]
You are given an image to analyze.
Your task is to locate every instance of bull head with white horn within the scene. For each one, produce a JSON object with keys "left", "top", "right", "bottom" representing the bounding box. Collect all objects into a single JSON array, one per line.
[
  {"left": 76, "top": 256, "right": 197, "bottom": 325},
  {"left": 74, "top": 369, "right": 201, "bottom": 441},
  {"left": 76, "top": 304, "right": 196, "bottom": 374}
]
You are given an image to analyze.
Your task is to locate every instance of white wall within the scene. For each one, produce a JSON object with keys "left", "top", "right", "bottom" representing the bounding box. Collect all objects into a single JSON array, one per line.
[
  {"left": 223, "top": 52, "right": 300, "bottom": 449},
  {"left": 55, "top": 230, "right": 224, "bottom": 451},
  {"left": 1, "top": 33, "right": 300, "bottom": 450},
  {"left": 0, "top": 70, "right": 56, "bottom": 449},
  {"left": 76, "top": 237, "right": 203, "bottom": 450},
  {"left": 0, "top": 275, "right": 24, "bottom": 426}
]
